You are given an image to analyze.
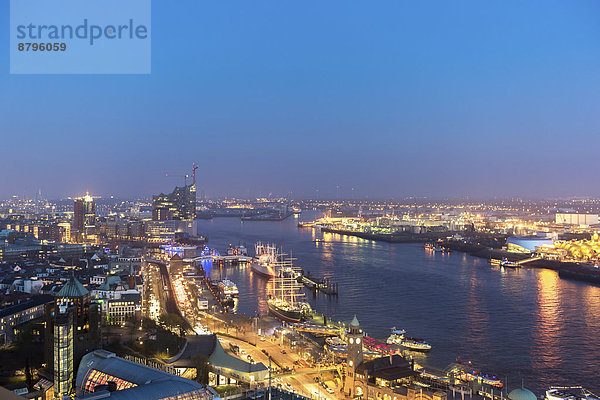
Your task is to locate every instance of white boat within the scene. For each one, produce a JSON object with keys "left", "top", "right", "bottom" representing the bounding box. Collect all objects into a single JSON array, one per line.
[
  {"left": 546, "top": 387, "right": 599, "bottom": 400},
  {"left": 217, "top": 279, "right": 239, "bottom": 297},
  {"left": 386, "top": 327, "right": 431, "bottom": 351},
  {"left": 250, "top": 242, "right": 279, "bottom": 278},
  {"left": 386, "top": 327, "right": 407, "bottom": 344},
  {"left": 500, "top": 259, "right": 520, "bottom": 268},
  {"left": 400, "top": 337, "right": 432, "bottom": 351}
]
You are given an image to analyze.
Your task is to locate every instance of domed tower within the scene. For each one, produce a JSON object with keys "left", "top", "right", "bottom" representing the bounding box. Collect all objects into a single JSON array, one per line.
[
  {"left": 508, "top": 388, "right": 537, "bottom": 400},
  {"left": 344, "top": 315, "right": 363, "bottom": 397}
]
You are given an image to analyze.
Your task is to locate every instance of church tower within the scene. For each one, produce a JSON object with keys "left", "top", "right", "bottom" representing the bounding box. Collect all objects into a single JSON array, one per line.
[{"left": 344, "top": 315, "right": 363, "bottom": 397}]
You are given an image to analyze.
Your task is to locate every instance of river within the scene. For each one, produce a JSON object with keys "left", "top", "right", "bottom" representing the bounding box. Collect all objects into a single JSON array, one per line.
[{"left": 197, "top": 211, "right": 600, "bottom": 394}]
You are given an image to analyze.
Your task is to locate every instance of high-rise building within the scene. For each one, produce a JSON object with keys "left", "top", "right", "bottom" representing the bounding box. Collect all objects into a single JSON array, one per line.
[
  {"left": 54, "top": 303, "right": 74, "bottom": 399},
  {"left": 44, "top": 273, "right": 101, "bottom": 396},
  {"left": 152, "top": 183, "right": 196, "bottom": 221},
  {"left": 73, "top": 194, "right": 96, "bottom": 235}
]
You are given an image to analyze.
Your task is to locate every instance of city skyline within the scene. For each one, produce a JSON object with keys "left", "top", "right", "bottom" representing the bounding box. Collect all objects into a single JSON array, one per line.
[{"left": 2, "top": 1, "right": 600, "bottom": 199}]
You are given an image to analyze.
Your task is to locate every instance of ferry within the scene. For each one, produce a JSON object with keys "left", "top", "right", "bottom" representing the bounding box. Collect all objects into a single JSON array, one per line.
[
  {"left": 217, "top": 279, "right": 239, "bottom": 297},
  {"left": 459, "top": 369, "right": 503, "bottom": 388},
  {"left": 250, "top": 242, "right": 279, "bottom": 278},
  {"left": 448, "top": 363, "right": 503, "bottom": 388},
  {"left": 546, "top": 387, "right": 599, "bottom": 400},
  {"left": 426, "top": 243, "right": 450, "bottom": 253},
  {"left": 400, "top": 337, "right": 432, "bottom": 352},
  {"left": 386, "top": 328, "right": 407, "bottom": 344},
  {"left": 386, "top": 328, "right": 431, "bottom": 351},
  {"left": 500, "top": 259, "right": 520, "bottom": 268}
]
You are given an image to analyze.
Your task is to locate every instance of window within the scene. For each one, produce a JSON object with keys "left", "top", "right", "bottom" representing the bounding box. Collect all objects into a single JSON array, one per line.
[{"left": 82, "top": 369, "right": 136, "bottom": 393}]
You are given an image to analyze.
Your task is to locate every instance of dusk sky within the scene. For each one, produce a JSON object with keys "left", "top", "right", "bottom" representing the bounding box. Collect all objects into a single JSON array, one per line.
[{"left": 2, "top": 1, "right": 600, "bottom": 200}]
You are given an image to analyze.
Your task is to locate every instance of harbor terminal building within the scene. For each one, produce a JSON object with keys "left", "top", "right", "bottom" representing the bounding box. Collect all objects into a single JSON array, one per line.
[{"left": 75, "top": 350, "right": 219, "bottom": 400}]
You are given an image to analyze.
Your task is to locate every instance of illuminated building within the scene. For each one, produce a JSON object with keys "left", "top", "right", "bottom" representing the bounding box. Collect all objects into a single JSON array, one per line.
[
  {"left": 54, "top": 303, "right": 74, "bottom": 399},
  {"left": 75, "top": 350, "right": 219, "bottom": 399},
  {"left": 144, "top": 220, "right": 198, "bottom": 241},
  {"left": 164, "top": 334, "right": 268, "bottom": 385},
  {"left": 344, "top": 315, "right": 363, "bottom": 397},
  {"left": 74, "top": 194, "right": 96, "bottom": 237},
  {"left": 152, "top": 183, "right": 197, "bottom": 221},
  {"left": 0, "top": 294, "right": 53, "bottom": 345},
  {"left": 554, "top": 232, "right": 600, "bottom": 262},
  {"left": 507, "top": 236, "right": 554, "bottom": 253},
  {"left": 102, "top": 292, "right": 142, "bottom": 326},
  {"left": 344, "top": 317, "right": 435, "bottom": 400},
  {"left": 555, "top": 213, "right": 598, "bottom": 226},
  {"left": 44, "top": 273, "right": 101, "bottom": 393}
]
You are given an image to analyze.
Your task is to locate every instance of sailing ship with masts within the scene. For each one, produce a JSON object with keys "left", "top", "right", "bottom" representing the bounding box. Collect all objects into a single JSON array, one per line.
[{"left": 266, "top": 255, "right": 312, "bottom": 323}]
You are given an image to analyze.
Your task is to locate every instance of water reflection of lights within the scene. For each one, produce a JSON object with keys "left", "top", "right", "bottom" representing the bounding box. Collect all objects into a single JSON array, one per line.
[
  {"left": 532, "top": 269, "right": 562, "bottom": 370},
  {"left": 464, "top": 267, "right": 490, "bottom": 350}
]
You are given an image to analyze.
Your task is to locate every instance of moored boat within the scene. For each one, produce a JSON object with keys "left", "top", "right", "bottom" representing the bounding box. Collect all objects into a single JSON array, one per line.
[
  {"left": 217, "top": 279, "right": 239, "bottom": 297},
  {"left": 400, "top": 337, "right": 432, "bottom": 352},
  {"left": 448, "top": 363, "right": 503, "bottom": 388},
  {"left": 546, "top": 387, "right": 599, "bottom": 400},
  {"left": 500, "top": 259, "right": 520, "bottom": 268},
  {"left": 266, "top": 255, "right": 312, "bottom": 323},
  {"left": 251, "top": 242, "right": 279, "bottom": 278},
  {"left": 386, "top": 327, "right": 407, "bottom": 344},
  {"left": 386, "top": 327, "right": 431, "bottom": 351}
]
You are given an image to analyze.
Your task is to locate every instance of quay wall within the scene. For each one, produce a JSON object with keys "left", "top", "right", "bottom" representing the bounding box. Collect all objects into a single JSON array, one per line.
[{"left": 319, "top": 227, "right": 600, "bottom": 285}]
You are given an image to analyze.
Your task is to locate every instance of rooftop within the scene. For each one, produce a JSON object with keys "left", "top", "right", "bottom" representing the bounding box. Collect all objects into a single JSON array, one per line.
[
  {"left": 76, "top": 350, "right": 218, "bottom": 400},
  {"left": 356, "top": 354, "right": 417, "bottom": 381},
  {"left": 56, "top": 273, "right": 89, "bottom": 298},
  {"left": 0, "top": 294, "right": 53, "bottom": 319}
]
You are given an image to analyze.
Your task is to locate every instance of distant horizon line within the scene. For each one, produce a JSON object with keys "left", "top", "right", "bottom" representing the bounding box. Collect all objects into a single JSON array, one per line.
[{"left": 3, "top": 194, "right": 600, "bottom": 203}]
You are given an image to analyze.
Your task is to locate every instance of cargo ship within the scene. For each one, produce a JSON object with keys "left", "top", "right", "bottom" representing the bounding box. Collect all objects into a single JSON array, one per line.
[{"left": 250, "top": 242, "right": 279, "bottom": 278}]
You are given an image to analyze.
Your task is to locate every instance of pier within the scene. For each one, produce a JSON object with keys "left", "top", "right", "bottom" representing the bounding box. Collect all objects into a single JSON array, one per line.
[
  {"left": 300, "top": 271, "right": 338, "bottom": 295},
  {"left": 185, "top": 254, "right": 253, "bottom": 265}
]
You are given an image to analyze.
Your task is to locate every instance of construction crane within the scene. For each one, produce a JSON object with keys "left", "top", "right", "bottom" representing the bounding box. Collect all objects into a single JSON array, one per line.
[
  {"left": 165, "top": 173, "right": 190, "bottom": 186},
  {"left": 165, "top": 163, "right": 199, "bottom": 186},
  {"left": 192, "top": 162, "right": 198, "bottom": 185}
]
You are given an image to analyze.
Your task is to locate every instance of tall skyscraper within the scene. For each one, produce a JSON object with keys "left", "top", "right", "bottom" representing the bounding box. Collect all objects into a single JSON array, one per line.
[{"left": 73, "top": 194, "right": 96, "bottom": 235}]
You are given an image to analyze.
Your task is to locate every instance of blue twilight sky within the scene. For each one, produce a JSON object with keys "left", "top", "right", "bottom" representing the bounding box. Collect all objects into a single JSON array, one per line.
[{"left": 1, "top": 1, "right": 600, "bottom": 200}]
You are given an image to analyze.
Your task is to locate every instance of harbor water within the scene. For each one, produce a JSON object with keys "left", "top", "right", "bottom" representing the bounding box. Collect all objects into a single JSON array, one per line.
[{"left": 198, "top": 211, "right": 600, "bottom": 394}]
